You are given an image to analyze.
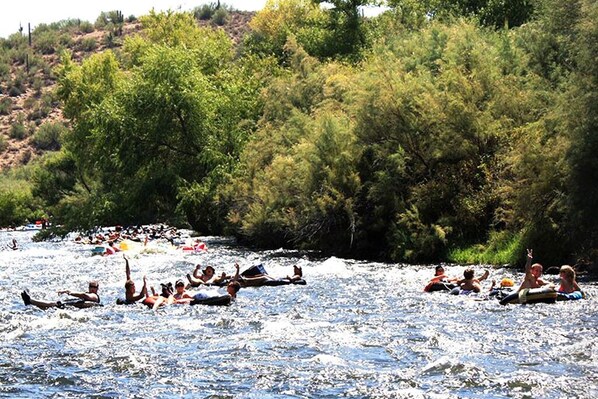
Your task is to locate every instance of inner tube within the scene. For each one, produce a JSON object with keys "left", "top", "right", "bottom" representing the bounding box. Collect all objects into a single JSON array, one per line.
[
  {"left": 142, "top": 293, "right": 232, "bottom": 307},
  {"left": 59, "top": 299, "right": 103, "bottom": 309},
  {"left": 449, "top": 287, "right": 477, "bottom": 296},
  {"left": 116, "top": 298, "right": 137, "bottom": 305},
  {"left": 191, "top": 292, "right": 232, "bottom": 306},
  {"left": 488, "top": 288, "right": 512, "bottom": 301},
  {"left": 261, "top": 278, "right": 307, "bottom": 286},
  {"left": 91, "top": 246, "right": 106, "bottom": 255},
  {"left": 424, "top": 282, "right": 458, "bottom": 292},
  {"left": 241, "top": 264, "right": 268, "bottom": 278},
  {"left": 499, "top": 287, "right": 557, "bottom": 305},
  {"left": 556, "top": 291, "right": 584, "bottom": 301}
]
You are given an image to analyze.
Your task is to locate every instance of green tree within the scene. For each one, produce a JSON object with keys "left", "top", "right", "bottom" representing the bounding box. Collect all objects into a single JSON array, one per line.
[{"left": 388, "top": 0, "right": 536, "bottom": 29}]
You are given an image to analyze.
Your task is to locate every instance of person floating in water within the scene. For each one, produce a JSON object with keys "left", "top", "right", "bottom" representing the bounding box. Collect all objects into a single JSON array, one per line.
[
  {"left": 120, "top": 255, "right": 147, "bottom": 304},
  {"left": 7, "top": 239, "right": 18, "bottom": 250},
  {"left": 21, "top": 281, "right": 101, "bottom": 309},
  {"left": 186, "top": 265, "right": 228, "bottom": 286},
  {"left": 455, "top": 268, "right": 483, "bottom": 294},
  {"left": 237, "top": 263, "right": 306, "bottom": 287},
  {"left": 557, "top": 265, "right": 584, "bottom": 300},
  {"left": 173, "top": 279, "right": 193, "bottom": 300},
  {"left": 517, "top": 249, "right": 548, "bottom": 292}
]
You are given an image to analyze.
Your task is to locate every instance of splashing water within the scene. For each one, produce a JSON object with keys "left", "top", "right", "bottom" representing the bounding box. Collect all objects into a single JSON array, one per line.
[{"left": 0, "top": 231, "right": 597, "bottom": 398}]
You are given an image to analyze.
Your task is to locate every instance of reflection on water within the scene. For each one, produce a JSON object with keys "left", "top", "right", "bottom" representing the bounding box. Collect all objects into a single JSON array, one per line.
[{"left": 1, "top": 231, "right": 597, "bottom": 398}]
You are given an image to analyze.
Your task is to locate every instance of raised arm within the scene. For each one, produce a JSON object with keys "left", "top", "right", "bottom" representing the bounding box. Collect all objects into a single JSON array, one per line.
[
  {"left": 59, "top": 290, "right": 98, "bottom": 302},
  {"left": 124, "top": 254, "right": 131, "bottom": 281},
  {"left": 525, "top": 249, "right": 533, "bottom": 274},
  {"left": 231, "top": 263, "right": 241, "bottom": 282}
]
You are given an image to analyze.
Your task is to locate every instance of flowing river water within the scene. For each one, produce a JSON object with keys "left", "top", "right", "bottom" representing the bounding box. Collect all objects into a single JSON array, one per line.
[{"left": 1, "top": 230, "right": 597, "bottom": 398}]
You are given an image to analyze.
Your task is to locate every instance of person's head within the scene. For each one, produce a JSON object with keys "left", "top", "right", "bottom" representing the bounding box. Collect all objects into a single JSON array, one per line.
[
  {"left": 463, "top": 269, "right": 474, "bottom": 280},
  {"left": 227, "top": 281, "right": 241, "bottom": 297},
  {"left": 559, "top": 265, "right": 575, "bottom": 282},
  {"left": 203, "top": 266, "right": 215, "bottom": 277},
  {"left": 531, "top": 263, "right": 543, "bottom": 278},
  {"left": 175, "top": 279, "right": 185, "bottom": 293},
  {"left": 293, "top": 265, "right": 302, "bottom": 277},
  {"left": 435, "top": 265, "right": 445, "bottom": 276},
  {"left": 125, "top": 279, "right": 135, "bottom": 293},
  {"left": 89, "top": 281, "right": 99, "bottom": 292},
  {"left": 160, "top": 282, "right": 173, "bottom": 297}
]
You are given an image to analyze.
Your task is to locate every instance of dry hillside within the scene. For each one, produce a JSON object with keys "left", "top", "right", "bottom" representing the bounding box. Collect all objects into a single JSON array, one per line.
[{"left": 0, "top": 11, "right": 254, "bottom": 171}]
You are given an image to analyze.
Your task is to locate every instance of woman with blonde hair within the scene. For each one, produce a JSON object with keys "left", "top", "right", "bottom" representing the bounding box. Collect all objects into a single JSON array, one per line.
[{"left": 557, "top": 265, "right": 580, "bottom": 293}]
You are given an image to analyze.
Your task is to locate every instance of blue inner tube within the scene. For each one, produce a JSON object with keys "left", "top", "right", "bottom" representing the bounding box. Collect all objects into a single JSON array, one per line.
[{"left": 556, "top": 291, "right": 584, "bottom": 301}]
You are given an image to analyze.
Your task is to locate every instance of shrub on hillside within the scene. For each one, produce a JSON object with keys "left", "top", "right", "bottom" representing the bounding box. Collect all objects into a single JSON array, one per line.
[
  {"left": 19, "top": 149, "right": 32, "bottom": 165},
  {"left": 194, "top": 4, "right": 217, "bottom": 20},
  {"left": 79, "top": 21, "right": 94, "bottom": 33},
  {"left": 8, "top": 47, "right": 27, "bottom": 64},
  {"left": 34, "top": 30, "right": 59, "bottom": 54},
  {"left": 0, "top": 97, "right": 12, "bottom": 115},
  {"left": 77, "top": 37, "right": 97, "bottom": 52},
  {"left": 212, "top": 8, "right": 229, "bottom": 26},
  {"left": 0, "top": 61, "right": 9, "bottom": 79},
  {"left": 127, "top": 15, "right": 137, "bottom": 23},
  {"left": 95, "top": 12, "right": 109, "bottom": 29},
  {"left": 8, "top": 85, "right": 23, "bottom": 97},
  {"left": 33, "top": 121, "right": 67, "bottom": 150},
  {"left": 10, "top": 121, "right": 27, "bottom": 140},
  {"left": 0, "top": 136, "right": 7, "bottom": 152},
  {"left": 32, "top": 76, "right": 43, "bottom": 96},
  {"left": 6, "top": 32, "right": 27, "bottom": 49}
]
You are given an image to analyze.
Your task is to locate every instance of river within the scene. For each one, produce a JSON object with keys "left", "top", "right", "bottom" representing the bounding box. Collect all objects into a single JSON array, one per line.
[{"left": 0, "top": 230, "right": 597, "bottom": 398}]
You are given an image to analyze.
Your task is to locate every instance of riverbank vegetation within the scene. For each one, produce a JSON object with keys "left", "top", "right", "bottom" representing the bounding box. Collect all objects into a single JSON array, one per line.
[{"left": 1, "top": 0, "right": 596, "bottom": 268}]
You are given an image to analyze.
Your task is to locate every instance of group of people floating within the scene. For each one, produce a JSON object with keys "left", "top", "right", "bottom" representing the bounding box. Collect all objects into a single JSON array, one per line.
[
  {"left": 425, "top": 249, "right": 584, "bottom": 302},
  {"left": 20, "top": 254, "right": 305, "bottom": 310},
  {"left": 17, "top": 238, "right": 586, "bottom": 310}
]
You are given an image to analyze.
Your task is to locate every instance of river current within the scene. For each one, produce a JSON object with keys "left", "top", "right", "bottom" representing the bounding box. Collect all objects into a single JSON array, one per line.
[{"left": 0, "top": 230, "right": 597, "bottom": 398}]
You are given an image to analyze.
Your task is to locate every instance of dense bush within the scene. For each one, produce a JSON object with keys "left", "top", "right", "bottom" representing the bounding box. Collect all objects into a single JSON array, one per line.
[
  {"left": 32, "top": 121, "right": 67, "bottom": 150},
  {"left": 79, "top": 21, "right": 94, "bottom": 33},
  {"left": 194, "top": 4, "right": 217, "bottom": 20},
  {"left": 10, "top": 121, "right": 27, "bottom": 140},
  {"left": 0, "top": 175, "right": 44, "bottom": 227},
  {"left": 77, "top": 37, "right": 97, "bottom": 52},
  {"left": 34, "top": 30, "right": 60, "bottom": 54},
  {"left": 211, "top": 8, "right": 229, "bottom": 26},
  {"left": 0, "top": 97, "right": 12, "bottom": 115}
]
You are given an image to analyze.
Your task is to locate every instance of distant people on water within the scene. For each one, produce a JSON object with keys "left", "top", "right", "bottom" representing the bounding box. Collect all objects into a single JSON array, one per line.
[{"left": 21, "top": 281, "right": 100, "bottom": 309}]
